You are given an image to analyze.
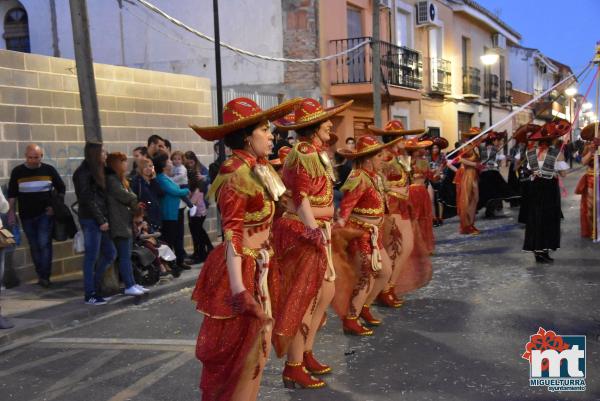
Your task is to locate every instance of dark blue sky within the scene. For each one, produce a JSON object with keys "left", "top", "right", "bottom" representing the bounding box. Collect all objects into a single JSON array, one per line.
[{"left": 477, "top": 0, "right": 599, "bottom": 109}]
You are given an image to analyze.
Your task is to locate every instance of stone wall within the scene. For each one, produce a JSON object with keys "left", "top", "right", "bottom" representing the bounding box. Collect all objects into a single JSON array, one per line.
[
  {"left": 282, "top": 0, "right": 320, "bottom": 98},
  {"left": 0, "top": 49, "right": 213, "bottom": 282}
]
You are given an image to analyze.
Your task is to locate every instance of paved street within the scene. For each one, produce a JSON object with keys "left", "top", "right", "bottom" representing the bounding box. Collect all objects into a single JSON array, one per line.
[{"left": 0, "top": 171, "right": 598, "bottom": 401}]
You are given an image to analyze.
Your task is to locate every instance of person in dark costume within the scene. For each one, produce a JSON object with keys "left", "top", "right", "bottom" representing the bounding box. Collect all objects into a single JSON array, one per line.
[
  {"left": 522, "top": 119, "right": 570, "bottom": 263},
  {"left": 511, "top": 124, "right": 540, "bottom": 225},
  {"left": 477, "top": 131, "right": 519, "bottom": 218},
  {"left": 427, "top": 137, "right": 449, "bottom": 226}
]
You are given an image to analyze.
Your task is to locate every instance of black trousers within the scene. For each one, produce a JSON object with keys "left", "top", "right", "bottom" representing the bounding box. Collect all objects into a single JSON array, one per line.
[
  {"left": 161, "top": 219, "right": 185, "bottom": 265},
  {"left": 188, "top": 215, "right": 214, "bottom": 259}
]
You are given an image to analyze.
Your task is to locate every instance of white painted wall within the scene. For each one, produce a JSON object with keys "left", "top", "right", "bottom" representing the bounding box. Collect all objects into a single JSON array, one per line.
[
  {"left": 509, "top": 46, "right": 557, "bottom": 96},
  {"left": 12, "top": 0, "right": 284, "bottom": 87}
]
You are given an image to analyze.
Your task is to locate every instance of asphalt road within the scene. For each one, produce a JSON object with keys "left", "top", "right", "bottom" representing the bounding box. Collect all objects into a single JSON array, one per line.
[{"left": 0, "top": 172, "right": 598, "bottom": 401}]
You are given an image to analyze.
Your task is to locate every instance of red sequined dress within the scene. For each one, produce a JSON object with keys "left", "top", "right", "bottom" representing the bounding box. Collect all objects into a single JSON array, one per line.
[
  {"left": 192, "top": 150, "right": 278, "bottom": 401},
  {"left": 331, "top": 168, "right": 385, "bottom": 317},
  {"left": 409, "top": 156, "right": 435, "bottom": 253},
  {"left": 454, "top": 146, "right": 480, "bottom": 234},
  {"left": 575, "top": 143, "right": 596, "bottom": 238},
  {"left": 271, "top": 140, "right": 335, "bottom": 357}
]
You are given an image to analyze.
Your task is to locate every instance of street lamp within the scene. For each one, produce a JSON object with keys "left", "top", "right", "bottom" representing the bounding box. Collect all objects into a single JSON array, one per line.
[
  {"left": 481, "top": 53, "right": 499, "bottom": 128},
  {"left": 564, "top": 86, "right": 577, "bottom": 167},
  {"left": 565, "top": 86, "right": 578, "bottom": 97}
]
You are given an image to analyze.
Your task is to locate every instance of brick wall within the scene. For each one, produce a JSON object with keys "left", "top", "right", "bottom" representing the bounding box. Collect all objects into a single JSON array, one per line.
[
  {"left": 282, "top": 0, "right": 320, "bottom": 96},
  {"left": 0, "top": 49, "right": 213, "bottom": 282}
]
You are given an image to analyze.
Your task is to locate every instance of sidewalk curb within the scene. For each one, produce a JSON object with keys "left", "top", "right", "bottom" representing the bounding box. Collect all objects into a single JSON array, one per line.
[{"left": 0, "top": 268, "right": 200, "bottom": 352}]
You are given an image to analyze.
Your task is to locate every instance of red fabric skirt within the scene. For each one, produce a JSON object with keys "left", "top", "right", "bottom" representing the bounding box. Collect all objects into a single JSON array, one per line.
[
  {"left": 408, "top": 184, "right": 434, "bottom": 254},
  {"left": 271, "top": 217, "right": 327, "bottom": 357},
  {"left": 331, "top": 220, "right": 382, "bottom": 317},
  {"left": 575, "top": 173, "right": 594, "bottom": 238},
  {"left": 192, "top": 244, "right": 269, "bottom": 401},
  {"left": 387, "top": 194, "right": 411, "bottom": 220},
  {"left": 393, "top": 220, "right": 432, "bottom": 296}
]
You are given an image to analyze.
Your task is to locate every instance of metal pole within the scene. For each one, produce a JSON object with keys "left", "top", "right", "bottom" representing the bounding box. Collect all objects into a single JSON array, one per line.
[
  {"left": 69, "top": 0, "right": 102, "bottom": 144},
  {"left": 488, "top": 66, "right": 492, "bottom": 128},
  {"left": 372, "top": 0, "right": 382, "bottom": 128},
  {"left": 213, "top": 0, "right": 225, "bottom": 162}
]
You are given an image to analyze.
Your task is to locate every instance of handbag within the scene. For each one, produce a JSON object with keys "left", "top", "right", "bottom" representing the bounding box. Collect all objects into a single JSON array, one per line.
[
  {"left": 0, "top": 228, "right": 16, "bottom": 248},
  {"left": 72, "top": 230, "right": 85, "bottom": 253}
]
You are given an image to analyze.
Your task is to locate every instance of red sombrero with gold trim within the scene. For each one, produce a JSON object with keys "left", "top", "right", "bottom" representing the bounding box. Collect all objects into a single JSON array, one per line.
[
  {"left": 462, "top": 127, "right": 482, "bottom": 138},
  {"left": 512, "top": 124, "right": 541, "bottom": 144},
  {"left": 581, "top": 122, "right": 599, "bottom": 141},
  {"left": 269, "top": 146, "right": 292, "bottom": 166},
  {"left": 190, "top": 97, "right": 302, "bottom": 141},
  {"left": 403, "top": 137, "right": 434, "bottom": 152},
  {"left": 336, "top": 135, "right": 402, "bottom": 160},
  {"left": 432, "top": 137, "right": 449, "bottom": 150},
  {"left": 486, "top": 130, "right": 508, "bottom": 142},
  {"left": 274, "top": 98, "right": 353, "bottom": 131},
  {"left": 528, "top": 118, "right": 571, "bottom": 142},
  {"left": 368, "top": 120, "right": 426, "bottom": 136}
]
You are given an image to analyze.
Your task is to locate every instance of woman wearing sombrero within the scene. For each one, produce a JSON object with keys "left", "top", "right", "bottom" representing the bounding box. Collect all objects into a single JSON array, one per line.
[
  {"left": 522, "top": 119, "right": 570, "bottom": 263},
  {"left": 189, "top": 96, "right": 300, "bottom": 401},
  {"left": 369, "top": 121, "right": 426, "bottom": 306},
  {"left": 390, "top": 135, "right": 436, "bottom": 296},
  {"left": 271, "top": 98, "right": 352, "bottom": 389},
  {"left": 333, "top": 135, "right": 400, "bottom": 334},
  {"left": 575, "top": 122, "right": 599, "bottom": 239},
  {"left": 454, "top": 127, "right": 483, "bottom": 235}
]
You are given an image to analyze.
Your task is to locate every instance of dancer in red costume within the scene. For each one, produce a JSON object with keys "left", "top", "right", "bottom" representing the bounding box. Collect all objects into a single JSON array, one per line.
[
  {"left": 271, "top": 98, "right": 353, "bottom": 389},
  {"left": 454, "top": 127, "right": 483, "bottom": 235},
  {"left": 368, "top": 121, "right": 425, "bottom": 307},
  {"left": 189, "top": 97, "right": 300, "bottom": 401},
  {"left": 406, "top": 137, "right": 436, "bottom": 254},
  {"left": 388, "top": 136, "right": 435, "bottom": 296},
  {"left": 334, "top": 135, "right": 401, "bottom": 334},
  {"left": 575, "top": 123, "right": 600, "bottom": 239}
]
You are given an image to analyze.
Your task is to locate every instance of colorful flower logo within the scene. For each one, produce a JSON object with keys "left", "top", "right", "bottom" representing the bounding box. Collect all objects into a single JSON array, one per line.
[{"left": 522, "top": 327, "right": 570, "bottom": 372}]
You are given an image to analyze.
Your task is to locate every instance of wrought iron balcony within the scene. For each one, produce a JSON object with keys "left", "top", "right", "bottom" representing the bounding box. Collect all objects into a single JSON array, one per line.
[
  {"left": 483, "top": 73, "right": 499, "bottom": 99},
  {"left": 462, "top": 66, "right": 481, "bottom": 97},
  {"left": 330, "top": 37, "right": 422, "bottom": 90},
  {"left": 500, "top": 80, "right": 513, "bottom": 104},
  {"left": 429, "top": 58, "right": 451, "bottom": 94}
]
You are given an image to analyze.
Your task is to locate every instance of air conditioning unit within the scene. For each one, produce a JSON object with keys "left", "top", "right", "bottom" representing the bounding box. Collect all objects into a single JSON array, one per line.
[
  {"left": 379, "top": 0, "right": 392, "bottom": 9},
  {"left": 492, "top": 33, "right": 506, "bottom": 49},
  {"left": 416, "top": 1, "right": 437, "bottom": 26}
]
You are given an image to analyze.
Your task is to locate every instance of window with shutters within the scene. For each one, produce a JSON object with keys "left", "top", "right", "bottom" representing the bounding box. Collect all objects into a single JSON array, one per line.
[{"left": 4, "top": 7, "right": 29, "bottom": 53}]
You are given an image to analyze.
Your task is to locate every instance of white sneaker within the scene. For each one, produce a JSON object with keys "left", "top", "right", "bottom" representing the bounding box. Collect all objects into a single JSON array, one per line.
[
  {"left": 124, "top": 286, "right": 144, "bottom": 296},
  {"left": 189, "top": 206, "right": 197, "bottom": 217},
  {"left": 134, "top": 284, "right": 150, "bottom": 294}
]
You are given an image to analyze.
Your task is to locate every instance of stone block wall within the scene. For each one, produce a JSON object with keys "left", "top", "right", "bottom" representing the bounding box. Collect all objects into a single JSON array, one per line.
[
  {"left": 282, "top": 0, "right": 320, "bottom": 97},
  {"left": 0, "top": 49, "right": 213, "bottom": 282}
]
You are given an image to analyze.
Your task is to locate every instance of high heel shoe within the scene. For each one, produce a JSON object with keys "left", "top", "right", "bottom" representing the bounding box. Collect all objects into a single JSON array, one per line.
[
  {"left": 360, "top": 305, "right": 381, "bottom": 326},
  {"left": 303, "top": 350, "right": 331, "bottom": 375},
  {"left": 377, "top": 287, "right": 403, "bottom": 308},
  {"left": 282, "top": 361, "right": 326, "bottom": 389},
  {"left": 342, "top": 316, "right": 373, "bottom": 336}
]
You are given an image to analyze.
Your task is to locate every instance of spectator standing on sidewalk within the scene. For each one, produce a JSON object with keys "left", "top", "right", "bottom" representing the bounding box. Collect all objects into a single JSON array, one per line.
[
  {"left": 147, "top": 135, "right": 167, "bottom": 158},
  {"left": 153, "top": 152, "right": 190, "bottom": 271},
  {"left": 184, "top": 151, "right": 213, "bottom": 263},
  {"left": 73, "top": 143, "right": 117, "bottom": 305},
  {"left": 131, "top": 158, "right": 163, "bottom": 231},
  {"left": 7, "top": 144, "right": 65, "bottom": 288},
  {"left": 105, "top": 152, "right": 148, "bottom": 296},
  {"left": 0, "top": 186, "right": 13, "bottom": 329}
]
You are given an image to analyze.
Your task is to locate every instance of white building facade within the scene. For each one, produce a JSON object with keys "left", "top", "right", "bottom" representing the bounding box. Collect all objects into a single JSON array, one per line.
[{"left": 0, "top": 0, "right": 285, "bottom": 92}]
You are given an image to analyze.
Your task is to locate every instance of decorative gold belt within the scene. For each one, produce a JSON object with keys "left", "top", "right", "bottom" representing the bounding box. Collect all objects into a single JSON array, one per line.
[
  {"left": 242, "top": 247, "right": 274, "bottom": 260},
  {"left": 348, "top": 216, "right": 382, "bottom": 229},
  {"left": 282, "top": 211, "right": 331, "bottom": 227}
]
